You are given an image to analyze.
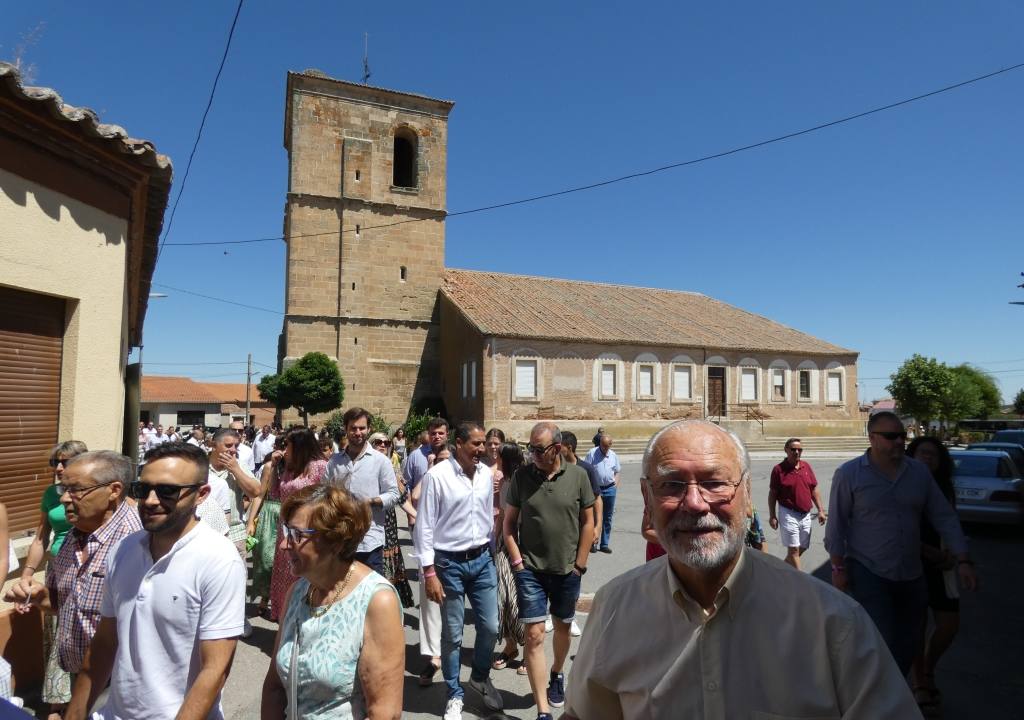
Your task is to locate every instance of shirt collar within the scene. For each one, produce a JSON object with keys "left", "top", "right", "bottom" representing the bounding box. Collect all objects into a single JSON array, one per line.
[
  {"left": 858, "top": 450, "right": 908, "bottom": 481},
  {"left": 343, "top": 443, "right": 374, "bottom": 463},
  {"left": 448, "top": 456, "right": 482, "bottom": 480},
  {"left": 665, "top": 546, "right": 750, "bottom": 623},
  {"left": 141, "top": 517, "right": 203, "bottom": 560},
  {"left": 527, "top": 461, "right": 566, "bottom": 482},
  {"left": 75, "top": 499, "right": 136, "bottom": 546}
]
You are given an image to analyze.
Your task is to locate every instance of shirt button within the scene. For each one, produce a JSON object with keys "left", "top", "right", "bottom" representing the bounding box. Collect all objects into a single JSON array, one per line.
[{"left": 706, "top": 681, "right": 718, "bottom": 692}]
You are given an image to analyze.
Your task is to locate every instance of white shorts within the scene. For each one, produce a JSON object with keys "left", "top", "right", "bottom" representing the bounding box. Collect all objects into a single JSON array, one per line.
[{"left": 778, "top": 504, "right": 813, "bottom": 549}]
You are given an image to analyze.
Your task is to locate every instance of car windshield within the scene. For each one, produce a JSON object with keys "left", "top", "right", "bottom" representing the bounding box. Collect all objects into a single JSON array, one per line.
[{"left": 953, "top": 455, "right": 1003, "bottom": 478}]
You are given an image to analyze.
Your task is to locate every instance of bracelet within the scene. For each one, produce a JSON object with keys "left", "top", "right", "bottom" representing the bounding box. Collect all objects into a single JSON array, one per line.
[
  {"left": 423, "top": 570, "right": 437, "bottom": 578},
  {"left": 24, "top": 565, "right": 36, "bottom": 572},
  {"left": 510, "top": 558, "right": 524, "bottom": 567}
]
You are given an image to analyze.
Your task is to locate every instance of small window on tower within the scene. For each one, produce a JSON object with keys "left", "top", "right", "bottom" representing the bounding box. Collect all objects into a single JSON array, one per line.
[
  {"left": 393, "top": 128, "right": 418, "bottom": 188},
  {"left": 400, "top": 266, "right": 407, "bottom": 282}
]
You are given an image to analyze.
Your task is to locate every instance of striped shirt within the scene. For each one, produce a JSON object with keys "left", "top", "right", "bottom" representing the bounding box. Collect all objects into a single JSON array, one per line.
[{"left": 46, "top": 500, "right": 142, "bottom": 672}]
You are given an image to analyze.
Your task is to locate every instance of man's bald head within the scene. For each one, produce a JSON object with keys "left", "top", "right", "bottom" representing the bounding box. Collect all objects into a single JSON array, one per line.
[{"left": 642, "top": 420, "right": 750, "bottom": 485}]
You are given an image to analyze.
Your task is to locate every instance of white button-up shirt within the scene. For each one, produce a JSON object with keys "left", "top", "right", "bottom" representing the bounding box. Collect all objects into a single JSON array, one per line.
[
  {"left": 98, "top": 521, "right": 246, "bottom": 720},
  {"left": 413, "top": 457, "right": 493, "bottom": 567}
]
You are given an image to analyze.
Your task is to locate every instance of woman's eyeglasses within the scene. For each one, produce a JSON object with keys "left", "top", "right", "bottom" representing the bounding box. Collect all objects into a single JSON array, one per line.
[
  {"left": 281, "top": 523, "right": 317, "bottom": 544},
  {"left": 49, "top": 457, "right": 72, "bottom": 468}
]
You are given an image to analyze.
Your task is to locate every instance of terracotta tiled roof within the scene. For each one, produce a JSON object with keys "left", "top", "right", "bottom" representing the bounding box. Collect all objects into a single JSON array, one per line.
[
  {"left": 142, "top": 376, "right": 222, "bottom": 403},
  {"left": 142, "top": 377, "right": 267, "bottom": 404},
  {"left": 442, "top": 269, "right": 855, "bottom": 356}
]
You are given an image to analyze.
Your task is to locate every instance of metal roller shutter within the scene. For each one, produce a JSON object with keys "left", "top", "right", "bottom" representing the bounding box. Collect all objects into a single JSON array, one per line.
[{"left": 0, "top": 286, "right": 64, "bottom": 534}]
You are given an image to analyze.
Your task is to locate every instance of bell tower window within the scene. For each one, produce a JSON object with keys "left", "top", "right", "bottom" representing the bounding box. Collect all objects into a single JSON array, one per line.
[{"left": 393, "top": 128, "right": 418, "bottom": 188}]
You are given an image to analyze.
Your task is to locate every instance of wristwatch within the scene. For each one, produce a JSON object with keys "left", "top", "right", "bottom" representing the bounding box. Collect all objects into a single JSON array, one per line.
[{"left": 573, "top": 563, "right": 587, "bottom": 575}]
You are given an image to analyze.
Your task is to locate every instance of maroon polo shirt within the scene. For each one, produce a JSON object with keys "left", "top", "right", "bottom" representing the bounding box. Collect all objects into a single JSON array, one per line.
[{"left": 770, "top": 460, "right": 818, "bottom": 514}]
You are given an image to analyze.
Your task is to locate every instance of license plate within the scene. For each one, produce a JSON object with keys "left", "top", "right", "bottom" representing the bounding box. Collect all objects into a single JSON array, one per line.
[{"left": 956, "top": 488, "right": 984, "bottom": 499}]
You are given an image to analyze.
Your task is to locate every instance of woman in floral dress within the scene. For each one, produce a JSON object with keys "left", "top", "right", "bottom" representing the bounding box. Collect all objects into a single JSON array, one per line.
[{"left": 268, "top": 427, "right": 328, "bottom": 621}]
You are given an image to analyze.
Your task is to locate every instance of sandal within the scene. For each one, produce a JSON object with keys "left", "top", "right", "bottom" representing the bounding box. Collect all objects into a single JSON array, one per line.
[
  {"left": 492, "top": 650, "right": 518, "bottom": 670},
  {"left": 517, "top": 661, "right": 528, "bottom": 676},
  {"left": 418, "top": 661, "right": 440, "bottom": 687}
]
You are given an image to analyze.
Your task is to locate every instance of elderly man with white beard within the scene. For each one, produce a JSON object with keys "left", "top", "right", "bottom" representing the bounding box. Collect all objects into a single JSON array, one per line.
[{"left": 563, "top": 420, "right": 920, "bottom": 720}]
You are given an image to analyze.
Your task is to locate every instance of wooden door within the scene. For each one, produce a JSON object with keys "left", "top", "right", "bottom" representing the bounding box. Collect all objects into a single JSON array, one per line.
[{"left": 707, "top": 367, "right": 726, "bottom": 417}]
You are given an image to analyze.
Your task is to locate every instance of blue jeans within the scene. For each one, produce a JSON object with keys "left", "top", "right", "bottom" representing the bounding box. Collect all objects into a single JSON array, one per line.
[
  {"left": 599, "top": 485, "right": 617, "bottom": 549},
  {"left": 435, "top": 549, "right": 499, "bottom": 700},
  {"left": 847, "top": 557, "right": 927, "bottom": 676}
]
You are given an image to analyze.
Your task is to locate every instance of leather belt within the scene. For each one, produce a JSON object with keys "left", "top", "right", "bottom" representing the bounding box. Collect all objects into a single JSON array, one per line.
[{"left": 436, "top": 544, "right": 491, "bottom": 562}]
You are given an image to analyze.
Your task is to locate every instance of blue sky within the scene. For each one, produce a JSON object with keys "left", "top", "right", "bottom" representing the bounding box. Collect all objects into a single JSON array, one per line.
[{"left": 4, "top": 2, "right": 1023, "bottom": 403}]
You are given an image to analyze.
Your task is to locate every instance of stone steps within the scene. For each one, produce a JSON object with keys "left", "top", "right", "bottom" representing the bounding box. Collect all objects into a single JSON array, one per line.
[{"left": 598, "top": 436, "right": 868, "bottom": 456}]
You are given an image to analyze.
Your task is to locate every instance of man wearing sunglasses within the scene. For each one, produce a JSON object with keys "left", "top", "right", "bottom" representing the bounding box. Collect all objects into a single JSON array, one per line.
[
  {"left": 504, "top": 423, "right": 595, "bottom": 719},
  {"left": 64, "top": 443, "right": 246, "bottom": 720},
  {"left": 825, "top": 410, "right": 975, "bottom": 677},
  {"left": 564, "top": 420, "right": 918, "bottom": 720},
  {"left": 4, "top": 452, "right": 142, "bottom": 691},
  {"left": 767, "top": 438, "right": 826, "bottom": 570}
]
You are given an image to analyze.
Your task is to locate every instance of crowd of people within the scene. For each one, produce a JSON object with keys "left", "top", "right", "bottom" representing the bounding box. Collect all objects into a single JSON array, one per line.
[{"left": 0, "top": 408, "right": 977, "bottom": 719}]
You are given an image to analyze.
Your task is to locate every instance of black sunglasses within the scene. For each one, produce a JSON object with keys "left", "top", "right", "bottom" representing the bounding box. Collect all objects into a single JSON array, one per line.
[
  {"left": 129, "top": 481, "right": 204, "bottom": 501},
  {"left": 50, "top": 457, "right": 72, "bottom": 468},
  {"left": 527, "top": 441, "right": 559, "bottom": 456},
  {"left": 871, "top": 431, "right": 907, "bottom": 441}
]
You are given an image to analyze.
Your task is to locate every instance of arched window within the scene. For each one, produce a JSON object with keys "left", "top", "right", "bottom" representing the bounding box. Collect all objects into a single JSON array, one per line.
[{"left": 393, "top": 128, "right": 418, "bottom": 188}]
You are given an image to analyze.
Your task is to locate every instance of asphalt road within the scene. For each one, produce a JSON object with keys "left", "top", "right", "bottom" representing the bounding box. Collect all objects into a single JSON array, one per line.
[{"left": 221, "top": 452, "right": 1024, "bottom": 719}]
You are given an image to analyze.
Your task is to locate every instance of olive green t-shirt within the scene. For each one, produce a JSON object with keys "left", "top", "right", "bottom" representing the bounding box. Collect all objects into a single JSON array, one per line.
[{"left": 507, "top": 462, "right": 596, "bottom": 575}]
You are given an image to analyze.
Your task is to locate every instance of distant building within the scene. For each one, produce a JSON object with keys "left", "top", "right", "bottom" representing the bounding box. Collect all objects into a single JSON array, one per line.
[
  {"left": 279, "top": 70, "right": 860, "bottom": 440},
  {"left": 0, "top": 63, "right": 171, "bottom": 532},
  {"left": 141, "top": 376, "right": 273, "bottom": 429}
]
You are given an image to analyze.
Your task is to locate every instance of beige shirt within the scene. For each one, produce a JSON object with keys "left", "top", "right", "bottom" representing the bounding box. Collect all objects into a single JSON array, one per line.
[{"left": 565, "top": 549, "right": 920, "bottom": 720}]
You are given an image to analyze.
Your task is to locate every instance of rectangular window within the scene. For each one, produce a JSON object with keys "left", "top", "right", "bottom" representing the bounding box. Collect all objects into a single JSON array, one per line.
[
  {"left": 740, "top": 368, "right": 758, "bottom": 402},
  {"left": 672, "top": 365, "right": 692, "bottom": 401},
  {"left": 514, "top": 359, "right": 538, "bottom": 400},
  {"left": 637, "top": 364, "right": 655, "bottom": 399},
  {"left": 600, "top": 363, "right": 618, "bottom": 399},
  {"left": 461, "top": 363, "right": 468, "bottom": 399},
  {"left": 470, "top": 361, "right": 477, "bottom": 398},
  {"left": 176, "top": 410, "right": 205, "bottom": 427},
  {"left": 771, "top": 368, "right": 786, "bottom": 401},
  {"left": 827, "top": 371, "right": 843, "bottom": 403},
  {"left": 798, "top": 370, "right": 812, "bottom": 401}
]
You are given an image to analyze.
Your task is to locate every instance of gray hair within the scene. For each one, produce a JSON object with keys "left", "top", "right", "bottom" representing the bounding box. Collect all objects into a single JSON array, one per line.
[
  {"left": 65, "top": 450, "right": 134, "bottom": 488},
  {"left": 641, "top": 420, "right": 751, "bottom": 483},
  {"left": 532, "top": 421, "right": 562, "bottom": 445},
  {"left": 50, "top": 440, "right": 88, "bottom": 464}
]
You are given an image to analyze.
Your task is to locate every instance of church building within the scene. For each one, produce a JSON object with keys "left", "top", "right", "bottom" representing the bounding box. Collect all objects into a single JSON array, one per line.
[{"left": 279, "top": 70, "right": 860, "bottom": 440}]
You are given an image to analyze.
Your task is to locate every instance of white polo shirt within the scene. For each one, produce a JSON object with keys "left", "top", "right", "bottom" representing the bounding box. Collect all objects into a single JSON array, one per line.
[{"left": 97, "top": 521, "right": 246, "bottom": 720}]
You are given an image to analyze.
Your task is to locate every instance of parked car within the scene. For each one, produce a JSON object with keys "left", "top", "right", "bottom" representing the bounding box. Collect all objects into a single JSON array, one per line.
[
  {"left": 966, "top": 443, "right": 1024, "bottom": 475},
  {"left": 992, "top": 429, "right": 1024, "bottom": 447},
  {"left": 949, "top": 450, "right": 1024, "bottom": 525}
]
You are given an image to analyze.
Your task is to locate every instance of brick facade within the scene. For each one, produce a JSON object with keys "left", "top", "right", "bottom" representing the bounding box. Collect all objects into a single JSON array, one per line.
[{"left": 280, "top": 71, "right": 453, "bottom": 424}]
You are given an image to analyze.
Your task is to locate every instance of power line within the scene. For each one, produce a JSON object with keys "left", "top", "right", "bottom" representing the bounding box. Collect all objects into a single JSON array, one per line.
[
  {"left": 155, "top": 0, "right": 245, "bottom": 261},
  {"left": 151, "top": 282, "right": 282, "bottom": 314},
  {"left": 143, "top": 360, "right": 272, "bottom": 366},
  {"left": 162, "top": 60, "right": 1024, "bottom": 248}
]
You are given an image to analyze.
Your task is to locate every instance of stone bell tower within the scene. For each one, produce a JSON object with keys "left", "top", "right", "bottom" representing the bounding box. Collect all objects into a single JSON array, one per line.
[{"left": 280, "top": 69, "right": 454, "bottom": 423}]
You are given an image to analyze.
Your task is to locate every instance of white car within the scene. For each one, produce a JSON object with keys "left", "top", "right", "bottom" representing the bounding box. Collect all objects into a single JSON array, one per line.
[{"left": 949, "top": 450, "right": 1023, "bottom": 525}]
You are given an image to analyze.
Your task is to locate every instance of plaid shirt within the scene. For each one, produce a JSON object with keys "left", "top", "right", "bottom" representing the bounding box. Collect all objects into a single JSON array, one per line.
[{"left": 46, "top": 500, "right": 142, "bottom": 672}]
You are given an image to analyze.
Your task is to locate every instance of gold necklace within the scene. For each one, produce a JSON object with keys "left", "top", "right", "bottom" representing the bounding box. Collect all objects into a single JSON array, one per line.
[{"left": 306, "top": 563, "right": 354, "bottom": 618}]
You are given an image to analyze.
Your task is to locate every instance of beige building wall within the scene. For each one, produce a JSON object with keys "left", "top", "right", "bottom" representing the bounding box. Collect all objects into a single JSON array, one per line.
[
  {"left": 0, "top": 167, "right": 129, "bottom": 451},
  {"left": 483, "top": 336, "right": 858, "bottom": 435}
]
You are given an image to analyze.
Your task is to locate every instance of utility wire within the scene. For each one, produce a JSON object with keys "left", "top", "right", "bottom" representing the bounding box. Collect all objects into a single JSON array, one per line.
[
  {"left": 155, "top": 0, "right": 245, "bottom": 261},
  {"left": 163, "top": 60, "right": 1024, "bottom": 248},
  {"left": 151, "top": 282, "right": 282, "bottom": 314}
]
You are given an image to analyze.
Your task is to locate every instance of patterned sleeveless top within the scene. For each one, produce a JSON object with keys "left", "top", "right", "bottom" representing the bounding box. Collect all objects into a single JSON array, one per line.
[{"left": 276, "top": 572, "right": 399, "bottom": 719}]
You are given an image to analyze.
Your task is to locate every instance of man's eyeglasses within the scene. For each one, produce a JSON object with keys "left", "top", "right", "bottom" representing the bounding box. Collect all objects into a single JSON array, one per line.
[
  {"left": 281, "top": 523, "right": 316, "bottom": 545},
  {"left": 527, "top": 442, "right": 559, "bottom": 457},
  {"left": 129, "top": 482, "right": 203, "bottom": 501},
  {"left": 870, "top": 431, "right": 907, "bottom": 441},
  {"left": 644, "top": 477, "right": 742, "bottom": 504},
  {"left": 786, "top": 447, "right": 803, "bottom": 453},
  {"left": 57, "top": 482, "right": 112, "bottom": 499}
]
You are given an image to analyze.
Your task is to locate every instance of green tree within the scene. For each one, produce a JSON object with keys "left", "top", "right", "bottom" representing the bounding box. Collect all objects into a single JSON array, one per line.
[
  {"left": 938, "top": 368, "right": 982, "bottom": 425},
  {"left": 1013, "top": 388, "right": 1024, "bottom": 416},
  {"left": 257, "top": 352, "right": 344, "bottom": 426},
  {"left": 949, "top": 364, "right": 1002, "bottom": 418},
  {"left": 887, "top": 355, "right": 952, "bottom": 426}
]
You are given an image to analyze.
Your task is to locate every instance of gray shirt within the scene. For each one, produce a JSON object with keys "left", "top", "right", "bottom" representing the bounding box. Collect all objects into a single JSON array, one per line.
[
  {"left": 325, "top": 445, "right": 400, "bottom": 553},
  {"left": 402, "top": 444, "right": 434, "bottom": 492},
  {"left": 824, "top": 452, "right": 967, "bottom": 581}
]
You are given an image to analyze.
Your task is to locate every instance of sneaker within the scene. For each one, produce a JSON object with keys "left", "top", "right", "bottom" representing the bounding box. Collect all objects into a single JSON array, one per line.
[
  {"left": 570, "top": 619, "right": 582, "bottom": 637},
  {"left": 419, "top": 660, "right": 440, "bottom": 687},
  {"left": 468, "top": 676, "right": 504, "bottom": 712},
  {"left": 547, "top": 671, "right": 566, "bottom": 708},
  {"left": 544, "top": 616, "right": 553, "bottom": 633},
  {"left": 600, "top": 546, "right": 613, "bottom": 554},
  {"left": 591, "top": 544, "right": 599, "bottom": 553},
  {"left": 443, "top": 696, "right": 464, "bottom": 720},
  {"left": 537, "top": 715, "right": 554, "bottom": 720}
]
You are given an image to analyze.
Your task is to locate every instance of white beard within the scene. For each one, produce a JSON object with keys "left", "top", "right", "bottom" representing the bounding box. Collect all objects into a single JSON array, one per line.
[{"left": 656, "top": 511, "right": 744, "bottom": 571}]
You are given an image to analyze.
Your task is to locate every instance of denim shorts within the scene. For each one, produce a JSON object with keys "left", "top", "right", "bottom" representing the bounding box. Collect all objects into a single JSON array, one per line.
[{"left": 515, "top": 566, "right": 582, "bottom": 624}]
